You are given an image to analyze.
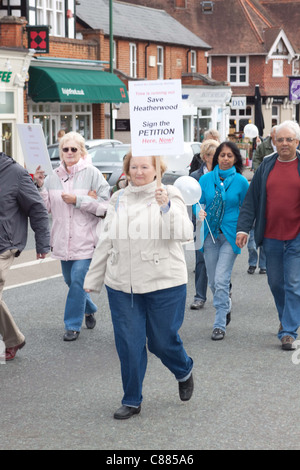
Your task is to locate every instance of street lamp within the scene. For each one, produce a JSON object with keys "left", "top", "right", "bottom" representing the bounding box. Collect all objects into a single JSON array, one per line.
[{"left": 110, "top": 0, "right": 114, "bottom": 139}]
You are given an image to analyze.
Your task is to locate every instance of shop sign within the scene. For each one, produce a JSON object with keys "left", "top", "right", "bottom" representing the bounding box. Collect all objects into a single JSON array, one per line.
[
  {"left": 231, "top": 96, "right": 246, "bottom": 109},
  {"left": 27, "top": 26, "right": 49, "bottom": 53},
  {"left": 0, "top": 71, "right": 12, "bottom": 83},
  {"left": 289, "top": 77, "right": 300, "bottom": 102}
]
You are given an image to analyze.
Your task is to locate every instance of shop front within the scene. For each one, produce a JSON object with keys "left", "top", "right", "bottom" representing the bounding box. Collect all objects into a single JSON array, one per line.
[
  {"left": 0, "top": 48, "right": 33, "bottom": 163},
  {"left": 182, "top": 85, "right": 232, "bottom": 142},
  {"left": 27, "top": 59, "right": 129, "bottom": 145}
]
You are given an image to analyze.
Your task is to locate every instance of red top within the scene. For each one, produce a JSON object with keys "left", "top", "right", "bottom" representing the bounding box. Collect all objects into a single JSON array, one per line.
[{"left": 265, "top": 158, "right": 300, "bottom": 240}]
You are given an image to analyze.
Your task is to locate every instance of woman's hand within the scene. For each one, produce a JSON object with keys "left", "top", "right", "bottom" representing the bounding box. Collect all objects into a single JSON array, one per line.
[
  {"left": 34, "top": 165, "right": 45, "bottom": 188},
  {"left": 155, "top": 187, "right": 169, "bottom": 207},
  {"left": 236, "top": 233, "right": 248, "bottom": 248},
  {"left": 88, "top": 190, "right": 97, "bottom": 199},
  {"left": 198, "top": 209, "right": 207, "bottom": 222},
  {"left": 61, "top": 193, "right": 77, "bottom": 205}
]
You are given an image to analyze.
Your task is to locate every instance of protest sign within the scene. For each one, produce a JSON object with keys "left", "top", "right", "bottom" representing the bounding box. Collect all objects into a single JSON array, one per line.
[
  {"left": 129, "top": 79, "right": 184, "bottom": 158},
  {"left": 17, "top": 123, "right": 53, "bottom": 175}
]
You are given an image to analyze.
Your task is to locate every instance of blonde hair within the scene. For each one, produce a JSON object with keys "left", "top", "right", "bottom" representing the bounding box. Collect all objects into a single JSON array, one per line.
[
  {"left": 123, "top": 151, "right": 167, "bottom": 178},
  {"left": 200, "top": 139, "right": 219, "bottom": 159},
  {"left": 59, "top": 131, "right": 88, "bottom": 160}
]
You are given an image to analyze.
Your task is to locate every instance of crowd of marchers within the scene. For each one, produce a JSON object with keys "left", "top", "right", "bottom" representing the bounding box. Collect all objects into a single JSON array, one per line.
[{"left": 0, "top": 120, "right": 299, "bottom": 420}]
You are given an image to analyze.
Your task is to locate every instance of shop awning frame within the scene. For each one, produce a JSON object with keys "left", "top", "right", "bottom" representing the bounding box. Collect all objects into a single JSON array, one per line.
[{"left": 28, "top": 65, "right": 128, "bottom": 104}]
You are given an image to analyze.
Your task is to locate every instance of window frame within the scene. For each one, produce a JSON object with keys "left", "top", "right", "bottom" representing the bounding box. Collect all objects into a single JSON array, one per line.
[
  {"left": 157, "top": 46, "right": 164, "bottom": 79},
  {"left": 129, "top": 43, "right": 137, "bottom": 78},
  {"left": 228, "top": 56, "right": 249, "bottom": 86}
]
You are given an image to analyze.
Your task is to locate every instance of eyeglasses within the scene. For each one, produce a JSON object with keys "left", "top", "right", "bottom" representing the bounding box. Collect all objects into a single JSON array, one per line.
[
  {"left": 62, "top": 147, "right": 78, "bottom": 153},
  {"left": 276, "top": 137, "right": 296, "bottom": 143}
]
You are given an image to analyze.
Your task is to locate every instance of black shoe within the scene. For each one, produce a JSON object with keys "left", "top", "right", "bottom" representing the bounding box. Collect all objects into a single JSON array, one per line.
[
  {"left": 85, "top": 314, "right": 96, "bottom": 329},
  {"left": 114, "top": 405, "right": 141, "bottom": 420},
  {"left": 179, "top": 373, "right": 194, "bottom": 401},
  {"left": 211, "top": 328, "right": 225, "bottom": 341},
  {"left": 247, "top": 266, "right": 256, "bottom": 274},
  {"left": 63, "top": 330, "right": 80, "bottom": 341},
  {"left": 259, "top": 268, "right": 266, "bottom": 274},
  {"left": 226, "top": 312, "right": 231, "bottom": 326}
]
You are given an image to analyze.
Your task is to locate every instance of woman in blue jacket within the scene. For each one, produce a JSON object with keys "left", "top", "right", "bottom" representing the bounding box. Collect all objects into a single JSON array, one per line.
[{"left": 199, "top": 141, "right": 249, "bottom": 340}]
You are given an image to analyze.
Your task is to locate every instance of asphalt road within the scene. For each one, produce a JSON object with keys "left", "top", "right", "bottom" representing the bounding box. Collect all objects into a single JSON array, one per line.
[{"left": 1, "top": 230, "right": 299, "bottom": 451}]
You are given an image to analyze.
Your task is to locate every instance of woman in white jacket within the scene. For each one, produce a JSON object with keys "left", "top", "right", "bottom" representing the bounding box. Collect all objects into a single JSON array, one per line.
[
  {"left": 84, "top": 151, "right": 194, "bottom": 419},
  {"left": 34, "top": 132, "right": 110, "bottom": 341}
]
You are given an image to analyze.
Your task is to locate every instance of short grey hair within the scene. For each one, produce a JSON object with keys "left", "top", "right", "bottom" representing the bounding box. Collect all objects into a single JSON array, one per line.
[{"left": 276, "top": 120, "right": 300, "bottom": 140}]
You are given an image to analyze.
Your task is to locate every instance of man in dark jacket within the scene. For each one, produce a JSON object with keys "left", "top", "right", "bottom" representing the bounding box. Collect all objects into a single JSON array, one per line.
[
  {"left": 252, "top": 125, "right": 277, "bottom": 171},
  {"left": 0, "top": 152, "right": 50, "bottom": 361},
  {"left": 236, "top": 121, "right": 300, "bottom": 351}
]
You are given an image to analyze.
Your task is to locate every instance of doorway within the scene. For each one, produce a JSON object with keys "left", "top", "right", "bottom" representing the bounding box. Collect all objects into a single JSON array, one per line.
[{"left": 0, "top": 121, "right": 13, "bottom": 156}]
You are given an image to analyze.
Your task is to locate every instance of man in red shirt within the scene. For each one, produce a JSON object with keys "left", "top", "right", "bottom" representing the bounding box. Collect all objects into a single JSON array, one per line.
[{"left": 236, "top": 121, "right": 300, "bottom": 350}]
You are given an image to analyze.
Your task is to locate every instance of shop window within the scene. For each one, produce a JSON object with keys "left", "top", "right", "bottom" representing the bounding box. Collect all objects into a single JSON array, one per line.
[{"left": 0, "top": 92, "right": 14, "bottom": 114}]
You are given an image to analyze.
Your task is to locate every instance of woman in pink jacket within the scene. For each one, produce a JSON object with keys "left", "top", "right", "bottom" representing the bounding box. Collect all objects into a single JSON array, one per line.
[{"left": 35, "top": 132, "right": 110, "bottom": 341}]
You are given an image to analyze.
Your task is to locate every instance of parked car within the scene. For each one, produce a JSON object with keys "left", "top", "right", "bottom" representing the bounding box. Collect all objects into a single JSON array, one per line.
[
  {"left": 87, "top": 142, "right": 196, "bottom": 188},
  {"left": 48, "top": 139, "right": 123, "bottom": 169},
  {"left": 88, "top": 144, "right": 131, "bottom": 188}
]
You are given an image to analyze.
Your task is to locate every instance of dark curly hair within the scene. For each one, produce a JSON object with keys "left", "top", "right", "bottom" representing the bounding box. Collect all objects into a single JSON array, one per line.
[{"left": 212, "top": 141, "right": 244, "bottom": 174}]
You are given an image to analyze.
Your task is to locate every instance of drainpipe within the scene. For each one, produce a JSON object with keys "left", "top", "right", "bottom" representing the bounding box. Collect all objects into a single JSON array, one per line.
[{"left": 145, "top": 42, "right": 150, "bottom": 78}]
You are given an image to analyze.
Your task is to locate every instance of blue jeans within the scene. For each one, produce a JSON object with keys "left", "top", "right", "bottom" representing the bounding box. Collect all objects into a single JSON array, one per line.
[
  {"left": 248, "top": 229, "right": 266, "bottom": 269},
  {"left": 194, "top": 249, "right": 208, "bottom": 302},
  {"left": 106, "top": 284, "right": 193, "bottom": 407},
  {"left": 263, "top": 234, "right": 300, "bottom": 340},
  {"left": 204, "top": 234, "right": 237, "bottom": 332},
  {"left": 61, "top": 259, "right": 97, "bottom": 332}
]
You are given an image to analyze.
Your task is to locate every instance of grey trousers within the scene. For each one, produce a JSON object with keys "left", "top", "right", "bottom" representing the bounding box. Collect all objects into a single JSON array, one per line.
[{"left": 0, "top": 250, "right": 25, "bottom": 348}]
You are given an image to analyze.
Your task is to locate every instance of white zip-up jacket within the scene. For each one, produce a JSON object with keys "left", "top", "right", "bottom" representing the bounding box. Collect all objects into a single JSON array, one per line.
[
  {"left": 84, "top": 180, "right": 194, "bottom": 294},
  {"left": 39, "top": 158, "right": 110, "bottom": 260}
]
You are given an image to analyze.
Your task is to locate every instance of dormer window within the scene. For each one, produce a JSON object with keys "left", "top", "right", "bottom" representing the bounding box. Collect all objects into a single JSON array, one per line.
[{"left": 201, "top": 1, "right": 214, "bottom": 14}]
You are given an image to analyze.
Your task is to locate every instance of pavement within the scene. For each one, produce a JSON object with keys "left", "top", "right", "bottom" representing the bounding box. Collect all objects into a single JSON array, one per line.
[{"left": 0, "top": 237, "right": 299, "bottom": 451}]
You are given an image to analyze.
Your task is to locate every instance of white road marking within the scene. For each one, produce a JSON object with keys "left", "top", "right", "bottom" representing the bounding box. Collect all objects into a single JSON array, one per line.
[{"left": 4, "top": 274, "right": 63, "bottom": 291}]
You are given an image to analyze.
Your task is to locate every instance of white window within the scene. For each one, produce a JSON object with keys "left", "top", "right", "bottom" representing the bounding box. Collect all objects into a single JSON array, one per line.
[
  {"left": 190, "top": 50, "right": 197, "bottom": 73},
  {"left": 37, "top": 0, "right": 64, "bottom": 37},
  {"left": 272, "top": 105, "right": 280, "bottom": 126},
  {"left": 157, "top": 46, "right": 164, "bottom": 79},
  {"left": 130, "top": 43, "right": 137, "bottom": 78},
  {"left": 273, "top": 60, "right": 283, "bottom": 77},
  {"left": 228, "top": 56, "right": 249, "bottom": 86}
]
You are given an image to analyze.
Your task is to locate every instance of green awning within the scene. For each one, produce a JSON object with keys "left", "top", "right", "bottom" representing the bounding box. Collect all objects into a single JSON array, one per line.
[{"left": 28, "top": 66, "right": 128, "bottom": 103}]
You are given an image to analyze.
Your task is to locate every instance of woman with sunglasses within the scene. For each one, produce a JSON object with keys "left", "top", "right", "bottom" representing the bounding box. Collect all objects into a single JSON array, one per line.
[{"left": 34, "top": 131, "right": 110, "bottom": 341}]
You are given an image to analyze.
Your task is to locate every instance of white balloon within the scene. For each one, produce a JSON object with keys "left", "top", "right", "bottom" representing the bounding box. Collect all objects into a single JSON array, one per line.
[
  {"left": 244, "top": 124, "right": 259, "bottom": 139},
  {"left": 174, "top": 176, "right": 202, "bottom": 205}
]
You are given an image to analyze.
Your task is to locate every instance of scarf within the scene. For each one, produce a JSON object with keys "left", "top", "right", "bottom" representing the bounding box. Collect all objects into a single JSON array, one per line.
[{"left": 208, "top": 165, "right": 237, "bottom": 238}]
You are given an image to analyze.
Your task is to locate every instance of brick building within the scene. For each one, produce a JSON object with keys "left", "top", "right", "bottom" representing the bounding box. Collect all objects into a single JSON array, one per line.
[
  {"left": 118, "top": 0, "right": 300, "bottom": 137},
  {"left": 0, "top": 0, "right": 232, "bottom": 164}
]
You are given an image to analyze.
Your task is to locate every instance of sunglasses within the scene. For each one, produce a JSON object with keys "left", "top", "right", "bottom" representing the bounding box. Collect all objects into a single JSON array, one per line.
[{"left": 62, "top": 147, "right": 78, "bottom": 153}]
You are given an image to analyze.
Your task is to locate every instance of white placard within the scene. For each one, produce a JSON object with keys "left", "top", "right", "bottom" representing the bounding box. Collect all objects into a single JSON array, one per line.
[
  {"left": 17, "top": 123, "right": 53, "bottom": 175},
  {"left": 129, "top": 79, "right": 184, "bottom": 157}
]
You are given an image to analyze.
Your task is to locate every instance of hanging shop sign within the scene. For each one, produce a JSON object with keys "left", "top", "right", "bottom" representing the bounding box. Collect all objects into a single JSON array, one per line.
[{"left": 27, "top": 26, "right": 49, "bottom": 53}]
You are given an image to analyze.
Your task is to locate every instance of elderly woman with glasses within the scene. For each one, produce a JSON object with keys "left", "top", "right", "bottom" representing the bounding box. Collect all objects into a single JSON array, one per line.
[{"left": 34, "top": 131, "right": 110, "bottom": 341}]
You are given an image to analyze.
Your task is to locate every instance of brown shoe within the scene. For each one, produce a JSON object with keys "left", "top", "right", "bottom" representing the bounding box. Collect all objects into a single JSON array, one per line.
[
  {"left": 5, "top": 340, "right": 26, "bottom": 361},
  {"left": 281, "top": 336, "right": 295, "bottom": 351}
]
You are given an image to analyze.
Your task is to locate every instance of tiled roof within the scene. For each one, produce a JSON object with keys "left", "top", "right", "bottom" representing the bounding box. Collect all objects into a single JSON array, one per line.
[
  {"left": 76, "top": 0, "right": 211, "bottom": 49},
  {"left": 261, "top": 0, "right": 300, "bottom": 52}
]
